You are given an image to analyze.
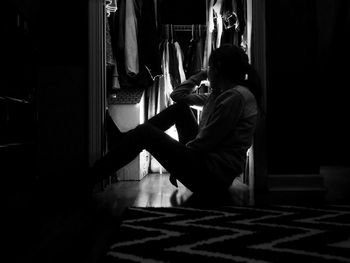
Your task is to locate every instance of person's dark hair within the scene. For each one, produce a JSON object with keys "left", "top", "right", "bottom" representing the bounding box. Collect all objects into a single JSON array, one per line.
[{"left": 209, "top": 44, "right": 262, "bottom": 110}]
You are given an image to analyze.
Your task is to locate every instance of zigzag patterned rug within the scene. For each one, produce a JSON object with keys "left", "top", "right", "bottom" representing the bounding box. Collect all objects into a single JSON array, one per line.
[{"left": 102, "top": 205, "right": 350, "bottom": 263}]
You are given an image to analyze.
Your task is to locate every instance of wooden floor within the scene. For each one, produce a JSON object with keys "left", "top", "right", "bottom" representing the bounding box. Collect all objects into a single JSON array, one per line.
[
  {"left": 7, "top": 167, "right": 350, "bottom": 263},
  {"left": 94, "top": 173, "right": 193, "bottom": 216}
]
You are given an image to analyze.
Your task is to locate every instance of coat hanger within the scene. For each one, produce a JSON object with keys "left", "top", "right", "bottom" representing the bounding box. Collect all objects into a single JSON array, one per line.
[{"left": 106, "top": 0, "right": 117, "bottom": 17}]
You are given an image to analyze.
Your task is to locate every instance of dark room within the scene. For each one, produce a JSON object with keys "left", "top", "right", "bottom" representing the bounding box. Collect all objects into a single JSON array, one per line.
[{"left": 2, "top": 0, "right": 350, "bottom": 262}]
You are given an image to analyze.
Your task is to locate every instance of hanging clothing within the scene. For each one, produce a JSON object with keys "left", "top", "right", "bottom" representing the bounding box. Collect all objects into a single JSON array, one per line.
[
  {"left": 184, "top": 37, "right": 195, "bottom": 77},
  {"left": 236, "top": 0, "right": 247, "bottom": 47},
  {"left": 211, "top": 0, "right": 247, "bottom": 49},
  {"left": 203, "top": 0, "right": 215, "bottom": 68},
  {"left": 106, "top": 18, "right": 114, "bottom": 66},
  {"left": 174, "top": 41, "right": 186, "bottom": 83},
  {"left": 124, "top": 0, "right": 139, "bottom": 76},
  {"left": 111, "top": 62, "right": 120, "bottom": 89},
  {"left": 138, "top": 0, "right": 162, "bottom": 79},
  {"left": 194, "top": 32, "right": 204, "bottom": 74},
  {"left": 106, "top": 12, "right": 120, "bottom": 90},
  {"left": 220, "top": 0, "right": 246, "bottom": 47},
  {"left": 167, "top": 41, "right": 181, "bottom": 89},
  {"left": 220, "top": 0, "right": 237, "bottom": 46},
  {"left": 158, "top": 40, "right": 172, "bottom": 112},
  {"left": 109, "top": 0, "right": 161, "bottom": 89},
  {"left": 213, "top": 0, "right": 224, "bottom": 48},
  {"left": 147, "top": 75, "right": 159, "bottom": 119},
  {"left": 184, "top": 28, "right": 204, "bottom": 78},
  {"left": 109, "top": 0, "right": 131, "bottom": 88}
]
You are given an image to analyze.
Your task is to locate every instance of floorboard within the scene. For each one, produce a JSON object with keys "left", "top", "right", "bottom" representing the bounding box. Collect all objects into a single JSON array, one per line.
[{"left": 94, "top": 173, "right": 192, "bottom": 216}]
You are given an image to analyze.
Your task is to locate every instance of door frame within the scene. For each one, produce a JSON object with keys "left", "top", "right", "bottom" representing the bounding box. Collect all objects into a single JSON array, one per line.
[
  {"left": 87, "top": 0, "right": 267, "bottom": 193},
  {"left": 249, "top": 0, "right": 268, "bottom": 196},
  {"left": 88, "top": 0, "right": 106, "bottom": 166}
]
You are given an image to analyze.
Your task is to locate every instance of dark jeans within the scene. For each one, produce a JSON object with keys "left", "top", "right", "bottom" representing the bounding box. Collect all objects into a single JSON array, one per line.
[{"left": 93, "top": 103, "right": 225, "bottom": 193}]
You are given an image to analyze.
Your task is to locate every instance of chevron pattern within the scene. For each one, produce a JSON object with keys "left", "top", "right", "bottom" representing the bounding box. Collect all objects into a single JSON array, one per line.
[{"left": 102, "top": 205, "right": 350, "bottom": 262}]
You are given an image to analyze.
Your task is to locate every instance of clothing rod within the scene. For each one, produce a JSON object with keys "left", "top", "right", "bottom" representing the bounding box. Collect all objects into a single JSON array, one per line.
[{"left": 162, "top": 24, "right": 207, "bottom": 32}]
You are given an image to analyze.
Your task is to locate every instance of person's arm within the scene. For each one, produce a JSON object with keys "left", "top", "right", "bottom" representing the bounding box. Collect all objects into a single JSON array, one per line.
[
  {"left": 170, "top": 70, "right": 209, "bottom": 106},
  {"left": 186, "top": 90, "right": 244, "bottom": 152}
]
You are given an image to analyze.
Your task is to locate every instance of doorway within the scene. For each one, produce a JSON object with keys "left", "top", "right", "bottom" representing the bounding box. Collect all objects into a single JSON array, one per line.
[{"left": 88, "top": 0, "right": 267, "bottom": 204}]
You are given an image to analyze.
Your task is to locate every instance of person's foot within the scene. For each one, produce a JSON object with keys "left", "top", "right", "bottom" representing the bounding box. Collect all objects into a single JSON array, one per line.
[{"left": 228, "top": 177, "right": 250, "bottom": 205}]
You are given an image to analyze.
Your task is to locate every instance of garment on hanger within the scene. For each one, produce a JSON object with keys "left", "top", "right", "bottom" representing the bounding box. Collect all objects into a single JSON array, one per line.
[
  {"left": 220, "top": 0, "right": 246, "bottom": 47},
  {"left": 124, "top": 0, "right": 139, "bottom": 76},
  {"left": 168, "top": 41, "right": 181, "bottom": 89},
  {"left": 106, "top": 11, "right": 120, "bottom": 90},
  {"left": 147, "top": 75, "right": 159, "bottom": 119},
  {"left": 151, "top": 39, "right": 172, "bottom": 115},
  {"left": 211, "top": 0, "right": 247, "bottom": 49},
  {"left": 109, "top": 0, "right": 130, "bottom": 88},
  {"left": 184, "top": 25, "right": 204, "bottom": 78},
  {"left": 174, "top": 41, "right": 186, "bottom": 83},
  {"left": 106, "top": 19, "right": 114, "bottom": 67},
  {"left": 203, "top": 0, "right": 215, "bottom": 68},
  {"left": 213, "top": 0, "right": 224, "bottom": 48},
  {"left": 108, "top": 0, "right": 161, "bottom": 89},
  {"left": 138, "top": 0, "right": 162, "bottom": 79}
]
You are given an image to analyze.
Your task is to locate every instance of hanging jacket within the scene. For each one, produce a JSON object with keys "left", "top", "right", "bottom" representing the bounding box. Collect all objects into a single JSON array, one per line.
[
  {"left": 124, "top": 0, "right": 139, "bottom": 76},
  {"left": 110, "top": 0, "right": 161, "bottom": 89},
  {"left": 184, "top": 27, "right": 204, "bottom": 78}
]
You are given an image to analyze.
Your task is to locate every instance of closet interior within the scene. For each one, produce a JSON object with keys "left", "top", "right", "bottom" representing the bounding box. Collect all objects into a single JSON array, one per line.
[{"left": 102, "top": 0, "right": 253, "bottom": 190}]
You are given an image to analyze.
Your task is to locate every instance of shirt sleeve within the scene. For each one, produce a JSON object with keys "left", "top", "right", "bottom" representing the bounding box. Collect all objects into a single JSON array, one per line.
[
  {"left": 186, "top": 90, "right": 245, "bottom": 152},
  {"left": 170, "top": 70, "right": 209, "bottom": 106}
]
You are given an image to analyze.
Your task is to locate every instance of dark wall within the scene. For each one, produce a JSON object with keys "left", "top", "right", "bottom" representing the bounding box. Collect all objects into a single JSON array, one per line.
[
  {"left": 1, "top": 1, "right": 38, "bottom": 100},
  {"left": 1, "top": 1, "right": 41, "bottom": 187},
  {"left": 34, "top": 0, "right": 89, "bottom": 189},
  {"left": 266, "top": 0, "right": 319, "bottom": 174},
  {"left": 266, "top": 0, "right": 350, "bottom": 173},
  {"left": 2, "top": 0, "right": 90, "bottom": 197},
  {"left": 316, "top": 0, "right": 350, "bottom": 165},
  {"left": 159, "top": 0, "right": 206, "bottom": 25},
  {"left": 35, "top": 1, "right": 88, "bottom": 66}
]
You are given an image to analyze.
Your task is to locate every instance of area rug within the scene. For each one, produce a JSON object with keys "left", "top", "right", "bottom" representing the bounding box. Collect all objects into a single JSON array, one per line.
[{"left": 102, "top": 205, "right": 350, "bottom": 262}]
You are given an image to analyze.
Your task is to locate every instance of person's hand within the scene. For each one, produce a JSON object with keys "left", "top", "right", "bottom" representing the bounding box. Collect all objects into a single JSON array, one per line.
[{"left": 196, "top": 68, "right": 208, "bottom": 81}]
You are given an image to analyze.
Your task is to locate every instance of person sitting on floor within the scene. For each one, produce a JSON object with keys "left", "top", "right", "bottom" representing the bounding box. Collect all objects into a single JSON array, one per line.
[{"left": 90, "top": 43, "right": 261, "bottom": 203}]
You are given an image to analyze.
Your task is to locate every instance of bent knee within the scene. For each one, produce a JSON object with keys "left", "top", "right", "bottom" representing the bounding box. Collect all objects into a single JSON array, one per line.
[{"left": 173, "top": 101, "right": 191, "bottom": 113}]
